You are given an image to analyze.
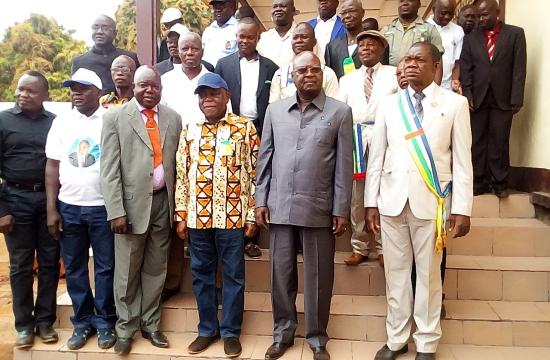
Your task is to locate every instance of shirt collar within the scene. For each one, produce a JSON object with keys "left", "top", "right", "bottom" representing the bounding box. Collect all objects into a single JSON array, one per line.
[
  {"left": 195, "top": 110, "right": 235, "bottom": 126},
  {"left": 317, "top": 14, "right": 338, "bottom": 24},
  {"left": 394, "top": 16, "right": 425, "bottom": 30},
  {"left": 91, "top": 44, "right": 116, "bottom": 55},
  {"left": 287, "top": 91, "right": 327, "bottom": 112},
  {"left": 362, "top": 62, "right": 382, "bottom": 73},
  {"left": 239, "top": 52, "right": 260, "bottom": 61},
  {"left": 8, "top": 103, "right": 50, "bottom": 118},
  {"left": 407, "top": 82, "right": 436, "bottom": 99},
  {"left": 75, "top": 105, "right": 105, "bottom": 119},
  {"left": 212, "top": 16, "right": 237, "bottom": 29},
  {"left": 484, "top": 21, "right": 503, "bottom": 36},
  {"left": 136, "top": 101, "right": 159, "bottom": 114}
]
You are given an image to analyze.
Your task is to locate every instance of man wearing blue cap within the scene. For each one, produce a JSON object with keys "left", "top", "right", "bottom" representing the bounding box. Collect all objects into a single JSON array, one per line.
[
  {"left": 174, "top": 72, "right": 259, "bottom": 357},
  {"left": 45, "top": 68, "right": 117, "bottom": 351}
]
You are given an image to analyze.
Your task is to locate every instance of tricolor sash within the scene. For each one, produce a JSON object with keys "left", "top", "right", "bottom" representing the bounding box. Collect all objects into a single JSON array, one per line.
[
  {"left": 352, "top": 123, "right": 366, "bottom": 180},
  {"left": 398, "top": 90, "right": 451, "bottom": 253}
]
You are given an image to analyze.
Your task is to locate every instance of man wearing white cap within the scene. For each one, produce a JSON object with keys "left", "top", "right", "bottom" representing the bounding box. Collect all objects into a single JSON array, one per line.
[
  {"left": 45, "top": 68, "right": 117, "bottom": 351},
  {"left": 156, "top": 23, "right": 190, "bottom": 75},
  {"left": 158, "top": 7, "right": 184, "bottom": 63}
]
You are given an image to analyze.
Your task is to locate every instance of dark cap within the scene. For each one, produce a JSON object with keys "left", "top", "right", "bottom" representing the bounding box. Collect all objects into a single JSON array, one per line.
[
  {"left": 356, "top": 30, "right": 389, "bottom": 48},
  {"left": 209, "top": 0, "right": 233, "bottom": 4},
  {"left": 194, "top": 73, "right": 229, "bottom": 94}
]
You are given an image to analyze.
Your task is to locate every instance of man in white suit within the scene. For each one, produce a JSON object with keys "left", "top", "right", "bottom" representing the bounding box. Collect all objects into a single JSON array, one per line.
[
  {"left": 338, "top": 30, "right": 398, "bottom": 267},
  {"left": 365, "top": 42, "right": 473, "bottom": 360}
]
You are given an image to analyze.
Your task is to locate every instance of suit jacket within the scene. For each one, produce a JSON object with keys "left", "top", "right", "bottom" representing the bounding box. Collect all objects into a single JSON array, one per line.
[
  {"left": 215, "top": 52, "right": 278, "bottom": 137},
  {"left": 365, "top": 84, "right": 473, "bottom": 220},
  {"left": 100, "top": 98, "right": 183, "bottom": 234},
  {"left": 460, "top": 23, "right": 527, "bottom": 111},
  {"left": 308, "top": 16, "right": 347, "bottom": 43},
  {"left": 325, "top": 34, "right": 361, "bottom": 79},
  {"left": 255, "top": 92, "right": 353, "bottom": 228}
]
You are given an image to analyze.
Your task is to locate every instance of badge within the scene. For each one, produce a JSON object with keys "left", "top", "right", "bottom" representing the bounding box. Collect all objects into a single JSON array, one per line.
[
  {"left": 219, "top": 139, "right": 233, "bottom": 156},
  {"left": 342, "top": 57, "right": 355, "bottom": 75},
  {"left": 225, "top": 41, "right": 231, "bottom": 50}
]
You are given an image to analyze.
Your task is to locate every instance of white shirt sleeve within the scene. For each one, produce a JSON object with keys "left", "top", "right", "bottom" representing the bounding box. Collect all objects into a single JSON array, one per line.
[
  {"left": 454, "top": 28, "right": 465, "bottom": 61},
  {"left": 45, "top": 117, "right": 62, "bottom": 161}
]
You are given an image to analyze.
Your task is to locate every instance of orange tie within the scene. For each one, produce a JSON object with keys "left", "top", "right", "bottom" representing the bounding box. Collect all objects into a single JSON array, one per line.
[{"left": 142, "top": 109, "right": 162, "bottom": 167}]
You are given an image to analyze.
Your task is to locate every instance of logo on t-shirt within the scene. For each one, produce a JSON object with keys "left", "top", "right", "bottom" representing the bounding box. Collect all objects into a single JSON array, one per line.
[{"left": 68, "top": 137, "right": 100, "bottom": 168}]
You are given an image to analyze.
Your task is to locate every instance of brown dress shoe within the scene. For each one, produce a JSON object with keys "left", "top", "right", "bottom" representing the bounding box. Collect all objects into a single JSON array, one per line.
[{"left": 344, "top": 253, "right": 366, "bottom": 266}]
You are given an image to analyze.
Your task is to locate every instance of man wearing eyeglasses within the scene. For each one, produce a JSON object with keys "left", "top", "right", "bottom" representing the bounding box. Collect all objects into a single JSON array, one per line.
[
  {"left": 255, "top": 51, "right": 353, "bottom": 360},
  {"left": 100, "top": 55, "right": 137, "bottom": 109},
  {"left": 72, "top": 15, "right": 140, "bottom": 95}
]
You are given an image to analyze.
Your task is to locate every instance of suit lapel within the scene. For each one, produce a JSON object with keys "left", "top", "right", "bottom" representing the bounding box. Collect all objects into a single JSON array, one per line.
[
  {"left": 331, "top": 17, "right": 344, "bottom": 41},
  {"left": 421, "top": 85, "right": 443, "bottom": 133},
  {"left": 256, "top": 56, "right": 268, "bottom": 97},
  {"left": 473, "top": 29, "right": 491, "bottom": 64},
  {"left": 157, "top": 104, "right": 170, "bottom": 147},
  {"left": 233, "top": 53, "right": 242, "bottom": 109},
  {"left": 127, "top": 99, "right": 152, "bottom": 150},
  {"left": 491, "top": 25, "right": 508, "bottom": 63}
]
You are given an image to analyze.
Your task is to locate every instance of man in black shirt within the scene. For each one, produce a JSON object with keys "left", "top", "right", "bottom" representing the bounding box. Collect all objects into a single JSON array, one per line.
[
  {"left": 0, "top": 71, "right": 60, "bottom": 349},
  {"left": 72, "top": 15, "right": 140, "bottom": 94}
]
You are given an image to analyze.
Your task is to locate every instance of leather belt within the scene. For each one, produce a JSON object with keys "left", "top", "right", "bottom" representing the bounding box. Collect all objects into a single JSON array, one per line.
[{"left": 5, "top": 181, "right": 45, "bottom": 192}]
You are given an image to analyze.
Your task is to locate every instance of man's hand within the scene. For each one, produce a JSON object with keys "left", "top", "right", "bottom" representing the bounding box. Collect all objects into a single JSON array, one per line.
[
  {"left": 451, "top": 80, "right": 462, "bottom": 95},
  {"left": 111, "top": 216, "right": 129, "bottom": 234},
  {"left": 255, "top": 207, "right": 270, "bottom": 230},
  {"left": 176, "top": 220, "right": 188, "bottom": 241},
  {"left": 244, "top": 222, "right": 258, "bottom": 238},
  {"left": 448, "top": 214, "right": 471, "bottom": 238},
  {"left": 468, "top": 99, "right": 474, "bottom": 112},
  {"left": 332, "top": 216, "right": 349, "bottom": 236},
  {"left": 365, "top": 207, "right": 381, "bottom": 236},
  {"left": 47, "top": 210, "right": 63, "bottom": 240},
  {"left": 0, "top": 214, "right": 15, "bottom": 234}
]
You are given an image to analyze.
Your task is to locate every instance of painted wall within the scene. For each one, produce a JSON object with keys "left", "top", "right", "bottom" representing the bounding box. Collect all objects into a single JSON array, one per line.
[{"left": 507, "top": 0, "right": 550, "bottom": 169}]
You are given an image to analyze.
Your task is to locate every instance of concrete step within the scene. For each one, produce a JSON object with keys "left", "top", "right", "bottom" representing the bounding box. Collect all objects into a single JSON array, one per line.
[
  {"left": 15, "top": 332, "right": 550, "bottom": 360},
  {"left": 56, "top": 292, "right": 550, "bottom": 347},
  {"left": 472, "top": 193, "right": 535, "bottom": 219}
]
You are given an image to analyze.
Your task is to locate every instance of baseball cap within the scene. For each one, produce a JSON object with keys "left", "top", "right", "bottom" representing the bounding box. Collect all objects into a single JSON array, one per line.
[
  {"left": 356, "top": 30, "right": 389, "bottom": 48},
  {"left": 161, "top": 7, "right": 182, "bottom": 23},
  {"left": 62, "top": 68, "right": 102, "bottom": 90},
  {"left": 194, "top": 73, "right": 229, "bottom": 94},
  {"left": 209, "top": 0, "right": 232, "bottom": 4},
  {"left": 166, "top": 23, "right": 189, "bottom": 37}
]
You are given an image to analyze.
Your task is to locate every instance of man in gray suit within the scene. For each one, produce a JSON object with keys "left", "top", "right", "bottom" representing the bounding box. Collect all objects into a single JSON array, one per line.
[
  {"left": 255, "top": 51, "right": 353, "bottom": 360},
  {"left": 100, "top": 66, "right": 183, "bottom": 355}
]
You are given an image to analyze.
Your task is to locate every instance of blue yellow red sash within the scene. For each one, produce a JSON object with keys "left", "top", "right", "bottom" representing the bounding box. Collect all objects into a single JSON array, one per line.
[
  {"left": 352, "top": 124, "right": 366, "bottom": 180},
  {"left": 398, "top": 90, "right": 451, "bottom": 253}
]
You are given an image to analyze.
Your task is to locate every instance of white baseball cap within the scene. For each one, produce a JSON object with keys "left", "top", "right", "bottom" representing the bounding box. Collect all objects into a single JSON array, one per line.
[
  {"left": 161, "top": 7, "right": 182, "bottom": 23},
  {"left": 167, "top": 23, "right": 189, "bottom": 37},
  {"left": 62, "top": 68, "right": 103, "bottom": 90}
]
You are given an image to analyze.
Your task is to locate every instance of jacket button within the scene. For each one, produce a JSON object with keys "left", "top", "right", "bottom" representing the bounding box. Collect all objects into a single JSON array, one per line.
[{"left": 149, "top": 172, "right": 153, "bottom": 176}]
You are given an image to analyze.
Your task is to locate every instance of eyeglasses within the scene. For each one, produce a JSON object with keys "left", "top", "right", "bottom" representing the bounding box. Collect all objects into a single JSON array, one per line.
[
  {"left": 111, "top": 66, "right": 132, "bottom": 74},
  {"left": 293, "top": 66, "right": 323, "bottom": 75},
  {"left": 92, "top": 25, "right": 114, "bottom": 32}
]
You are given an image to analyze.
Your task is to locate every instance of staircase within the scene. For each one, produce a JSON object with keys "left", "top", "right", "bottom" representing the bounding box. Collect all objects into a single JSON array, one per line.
[{"left": 16, "top": 193, "right": 550, "bottom": 359}]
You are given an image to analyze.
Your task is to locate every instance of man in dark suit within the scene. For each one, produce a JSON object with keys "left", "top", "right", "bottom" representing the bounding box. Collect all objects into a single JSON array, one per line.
[
  {"left": 460, "top": 0, "right": 526, "bottom": 197},
  {"left": 215, "top": 17, "right": 278, "bottom": 259},
  {"left": 256, "top": 51, "right": 353, "bottom": 360},
  {"left": 307, "top": 0, "right": 347, "bottom": 56},
  {"left": 324, "top": 0, "right": 364, "bottom": 79}
]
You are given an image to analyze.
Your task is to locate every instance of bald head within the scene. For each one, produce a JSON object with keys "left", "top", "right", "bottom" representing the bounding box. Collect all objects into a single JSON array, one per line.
[
  {"left": 179, "top": 32, "right": 204, "bottom": 69},
  {"left": 92, "top": 15, "right": 117, "bottom": 47},
  {"left": 292, "top": 51, "right": 323, "bottom": 100},
  {"left": 110, "top": 55, "right": 136, "bottom": 89},
  {"left": 340, "top": 0, "right": 365, "bottom": 32},
  {"left": 292, "top": 22, "right": 317, "bottom": 54},
  {"left": 134, "top": 66, "right": 162, "bottom": 108},
  {"left": 112, "top": 55, "right": 136, "bottom": 71},
  {"left": 433, "top": 0, "right": 456, "bottom": 27},
  {"left": 178, "top": 32, "right": 202, "bottom": 48},
  {"left": 478, "top": 0, "right": 500, "bottom": 31}
]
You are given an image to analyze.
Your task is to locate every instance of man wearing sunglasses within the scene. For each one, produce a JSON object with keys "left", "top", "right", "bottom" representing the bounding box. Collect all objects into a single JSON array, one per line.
[{"left": 256, "top": 51, "right": 353, "bottom": 360}]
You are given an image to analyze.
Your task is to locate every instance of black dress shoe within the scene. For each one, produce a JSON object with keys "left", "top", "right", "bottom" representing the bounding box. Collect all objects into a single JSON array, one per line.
[
  {"left": 311, "top": 346, "right": 330, "bottom": 360},
  {"left": 36, "top": 325, "right": 58, "bottom": 343},
  {"left": 415, "top": 352, "right": 436, "bottom": 360},
  {"left": 67, "top": 327, "right": 96, "bottom": 350},
  {"left": 141, "top": 330, "right": 169, "bottom": 348},
  {"left": 114, "top": 337, "right": 133, "bottom": 355},
  {"left": 15, "top": 329, "right": 34, "bottom": 349},
  {"left": 97, "top": 328, "right": 117, "bottom": 349},
  {"left": 265, "top": 342, "right": 293, "bottom": 359},
  {"left": 187, "top": 335, "right": 220, "bottom": 354},
  {"left": 374, "top": 344, "right": 409, "bottom": 360},
  {"left": 224, "top": 337, "right": 242, "bottom": 358}
]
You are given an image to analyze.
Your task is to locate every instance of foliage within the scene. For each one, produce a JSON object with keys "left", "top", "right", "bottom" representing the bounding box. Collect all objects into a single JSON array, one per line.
[
  {"left": 115, "top": 0, "right": 212, "bottom": 51},
  {"left": 0, "top": 14, "right": 87, "bottom": 101}
]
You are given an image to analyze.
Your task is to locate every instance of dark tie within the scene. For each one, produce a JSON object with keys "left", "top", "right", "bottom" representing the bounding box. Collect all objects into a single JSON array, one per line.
[{"left": 413, "top": 92, "right": 426, "bottom": 121}]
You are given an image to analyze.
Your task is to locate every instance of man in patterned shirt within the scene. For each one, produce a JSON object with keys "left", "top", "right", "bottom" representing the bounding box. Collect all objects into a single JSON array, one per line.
[{"left": 174, "top": 72, "right": 259, "bottom": 358}]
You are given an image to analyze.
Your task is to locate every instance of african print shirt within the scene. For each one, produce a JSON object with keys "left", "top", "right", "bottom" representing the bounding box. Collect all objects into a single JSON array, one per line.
[
  {"left": 175, "top": 113, "right": 259, "bottom": 229},
  {"left": 99, "top": 92, "right": 131, "bottom": 109}
]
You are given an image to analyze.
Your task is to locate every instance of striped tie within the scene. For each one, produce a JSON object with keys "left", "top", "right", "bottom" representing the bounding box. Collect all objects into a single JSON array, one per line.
[
  {"left": 413, "top": 92, "right": 425, "bottom": 121},
  {"left": 364, "top": 67, "right": 374, "bottom": 104},
  {"left": 487, "top": 30, "right": 496, "bottom": 61}
]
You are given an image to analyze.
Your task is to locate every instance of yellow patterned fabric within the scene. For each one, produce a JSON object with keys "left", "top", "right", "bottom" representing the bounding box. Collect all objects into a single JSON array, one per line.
[
  {"left": 175, "top": 113, "right": 259, "bottom": 229},
  {"left": 99, "top": 92, "right": 130, "bottom": 109}
]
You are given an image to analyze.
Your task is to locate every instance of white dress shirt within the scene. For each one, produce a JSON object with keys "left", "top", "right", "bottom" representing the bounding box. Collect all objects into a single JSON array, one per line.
[
  {"left": 239, "top": 56, "right": 260, "bottom": 121},
  {"left": 257, "top": 23, "right": 296, "bottom": 68},
  {"left": 202, "top": 16, "right": 238, "bottom": 67},
  {"left": 135, "top": 102, "right": 165, "bottom": 191},
  {"left": 161, "top": 64, "right": 211, "bottom": 125},
  {"left": 427, "top": 17, "right": 464, "bottom": 91},
  {"left": 269, "top": 63, "right": 339, "bottom": 103},
  {"left": 314, "top": 14, "right": 338, "bottom": 58}
]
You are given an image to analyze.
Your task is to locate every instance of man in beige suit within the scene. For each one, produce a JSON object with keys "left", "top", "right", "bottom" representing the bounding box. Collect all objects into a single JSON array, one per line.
[
  {"left": 365, "top": 43, "right": 472, "bottom": 360},
  {"left": 100, "top": 66, "right": 182, "bottom": 355}
]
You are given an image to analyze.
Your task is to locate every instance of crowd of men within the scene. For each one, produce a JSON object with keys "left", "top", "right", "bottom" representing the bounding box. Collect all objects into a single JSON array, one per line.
[{"left": 0, "top": 0, "right": 526, "bottom": 359}]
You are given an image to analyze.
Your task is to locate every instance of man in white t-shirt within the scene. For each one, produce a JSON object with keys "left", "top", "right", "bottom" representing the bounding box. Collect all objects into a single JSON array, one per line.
[
  {"left": 202, "top": 0, "right": 238, "bottom": 67},
  {"left": 427, "top": 0, "right": 464, "bottom": 92},
  {"left": 45, "top": 68, "right": 116, "bottom": 351}
]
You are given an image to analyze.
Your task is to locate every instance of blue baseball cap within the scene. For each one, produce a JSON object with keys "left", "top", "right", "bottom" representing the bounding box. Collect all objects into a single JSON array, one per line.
[{"left": 194, "top": 73, "right": 229, "bottom": 95}]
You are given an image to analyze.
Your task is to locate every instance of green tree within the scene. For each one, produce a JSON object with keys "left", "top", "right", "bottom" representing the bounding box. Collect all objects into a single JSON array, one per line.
[
  {"left": 115, "top": 0, "right": 212, "bottom": 51},
  {"left": 0, "top": 14, "right": 87, "bottom": 101}
]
